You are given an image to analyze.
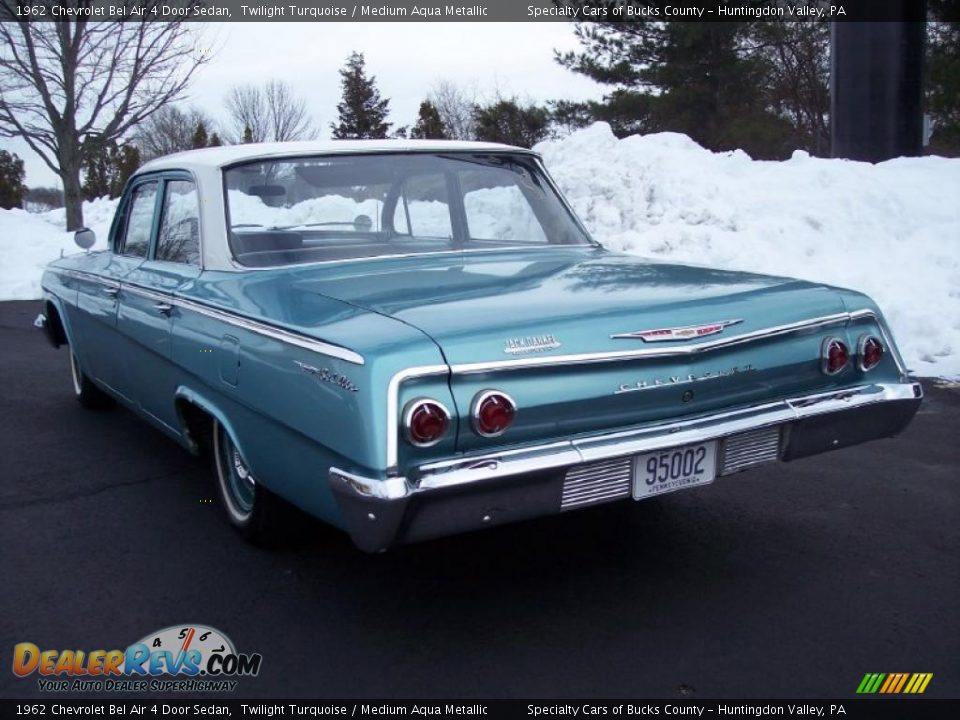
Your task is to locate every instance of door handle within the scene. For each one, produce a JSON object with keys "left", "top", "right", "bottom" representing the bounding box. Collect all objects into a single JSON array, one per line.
[
  {"left": 101, "top": 286, "right": 119, "bottom": 298},
  {"left": 154, "top": 302, "right": 174, "bottom": 316}
]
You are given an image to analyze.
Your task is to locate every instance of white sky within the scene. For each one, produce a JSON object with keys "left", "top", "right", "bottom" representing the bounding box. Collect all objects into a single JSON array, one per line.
[{"left": 1, "top": 22, "right": 604, "bottom": 189}]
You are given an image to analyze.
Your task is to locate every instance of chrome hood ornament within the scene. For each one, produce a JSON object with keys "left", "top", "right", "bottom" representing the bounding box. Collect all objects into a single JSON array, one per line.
[{"left": 611, "top": 319, "right": 743, "bottom": 342}]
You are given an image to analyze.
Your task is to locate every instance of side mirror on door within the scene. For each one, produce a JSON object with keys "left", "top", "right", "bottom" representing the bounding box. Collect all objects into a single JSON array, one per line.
[{"left": 74, "top": 228, "right": 96, "bottom": 250}]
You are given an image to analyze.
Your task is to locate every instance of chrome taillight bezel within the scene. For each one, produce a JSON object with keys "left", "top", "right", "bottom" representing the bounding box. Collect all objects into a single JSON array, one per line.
[
  {"left": 403, "top": 398, "right": 451, "bottom": 448},
  {"left": 821, "top": 337, "right": 850, "bottom": 376},
  {"left": 857, "top": 334, "right": 885, "bottom": 372},
  {"left": 470, "top": 389, "right": 517, "bottom": 438}
]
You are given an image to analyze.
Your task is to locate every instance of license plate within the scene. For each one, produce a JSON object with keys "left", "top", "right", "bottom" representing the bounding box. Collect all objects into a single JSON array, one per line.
[{"left": 632, "top": 441, "right": 718, "bottom": 500}]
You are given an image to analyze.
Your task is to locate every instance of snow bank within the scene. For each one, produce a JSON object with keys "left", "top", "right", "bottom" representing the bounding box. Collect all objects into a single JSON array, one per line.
[
  {"left": 0, "top": 198, "right": 116, "bottom": 300},
  {"left": 1, "top": 123, "right": 957, "bottom": 377},
  {"left": 538, "top": 123, "right": 960, "bottom": 378}
]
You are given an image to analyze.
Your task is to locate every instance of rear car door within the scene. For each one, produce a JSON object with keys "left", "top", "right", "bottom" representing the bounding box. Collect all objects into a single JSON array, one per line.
[{"left": 117, "top": 174, "right": 202, "bottom": 432}]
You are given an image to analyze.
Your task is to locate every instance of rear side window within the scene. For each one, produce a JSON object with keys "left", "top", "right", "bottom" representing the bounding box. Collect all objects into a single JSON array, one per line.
[
  {"left": 156, "top": 180, "right": 201, "bottom": 265},
  {"left": 121, "top": 182, "right": 158, "bottom": 258}
]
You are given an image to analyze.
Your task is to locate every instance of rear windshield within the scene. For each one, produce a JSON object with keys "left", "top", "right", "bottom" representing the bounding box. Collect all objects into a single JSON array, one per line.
[{"left": 223, "top": 152, "right": 593, "bottom": 266}]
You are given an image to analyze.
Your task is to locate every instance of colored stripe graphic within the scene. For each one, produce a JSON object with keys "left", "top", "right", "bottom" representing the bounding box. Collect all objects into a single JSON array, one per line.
[{"left": 857, "top": 672, "right": 933, "bottom": 694}]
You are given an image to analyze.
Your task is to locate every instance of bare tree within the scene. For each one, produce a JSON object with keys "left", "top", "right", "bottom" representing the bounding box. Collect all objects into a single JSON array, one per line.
[
  {"left": 134, "top": 105, "right": 216, "bottom": 162},
  {"left": 0, "top": 2, "right": 210, "bottom": 229},
  {"left": 224, "top": 80, "right": 314, "bottom": 144},
  {"left": 429, "top": 80, "right": 477, "bottom": 141}
]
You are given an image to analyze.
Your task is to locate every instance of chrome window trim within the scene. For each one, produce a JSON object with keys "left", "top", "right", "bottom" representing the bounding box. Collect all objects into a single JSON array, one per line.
[
  {"left": 383, "top": 308, "right": 906, "bottom": 471},
  {"left": 402, "top": 398, "right": 452, "bottom": 448}
]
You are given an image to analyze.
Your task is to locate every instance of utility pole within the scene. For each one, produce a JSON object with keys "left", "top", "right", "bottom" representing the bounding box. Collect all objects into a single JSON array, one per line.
[{"left": 831, "top": 4, "right": 927, "bottom": 161}]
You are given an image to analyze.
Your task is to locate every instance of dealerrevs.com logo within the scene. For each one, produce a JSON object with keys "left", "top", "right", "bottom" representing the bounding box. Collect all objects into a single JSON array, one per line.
[{"left": 12, "top": 624, "right": 262, "bottom": 693}]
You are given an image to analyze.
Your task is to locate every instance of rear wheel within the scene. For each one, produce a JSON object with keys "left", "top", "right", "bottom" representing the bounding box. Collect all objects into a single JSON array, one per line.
[
  {"left": 212, "top": 419, "right": 283, "bottom": 543},
  {"left": 68, "top": 349, "right": 113, "bottom": 410}
]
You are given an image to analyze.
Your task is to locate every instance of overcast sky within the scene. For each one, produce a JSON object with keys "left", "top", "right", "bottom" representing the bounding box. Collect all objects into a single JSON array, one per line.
[{"left": 1, "top": 22, "right": 604, "bottom": 189}]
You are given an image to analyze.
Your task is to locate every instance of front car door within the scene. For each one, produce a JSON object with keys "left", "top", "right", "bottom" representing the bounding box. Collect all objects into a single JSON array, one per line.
[
  {"left": 73, "top": 179, "right": 157, "bottom": 401},
  {"left": 116, "top": 173, "right": 203, "bottom": 433}
]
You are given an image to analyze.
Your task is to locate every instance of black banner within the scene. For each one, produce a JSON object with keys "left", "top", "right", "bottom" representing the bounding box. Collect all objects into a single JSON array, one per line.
[
  {"left": 1, "top": 700, "right": 959, "bottom": 720},
  {"left": 0, "top": 0, "right": 952, "bottom": 23}
]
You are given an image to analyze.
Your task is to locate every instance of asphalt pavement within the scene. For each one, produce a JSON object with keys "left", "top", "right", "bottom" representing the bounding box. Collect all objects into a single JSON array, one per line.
[{"left": 1, "top": 299, "right": 957, "bottom": 699}]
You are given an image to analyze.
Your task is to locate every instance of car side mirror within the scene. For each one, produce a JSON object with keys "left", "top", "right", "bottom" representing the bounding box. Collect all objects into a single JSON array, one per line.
[{"left": 74, "top": 228, "right": 96, "bottom": 250}]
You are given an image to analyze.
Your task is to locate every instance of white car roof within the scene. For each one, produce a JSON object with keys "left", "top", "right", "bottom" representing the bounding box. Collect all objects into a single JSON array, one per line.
[{"left": 139, "top": 139, "right": 538, "bottom": 173}]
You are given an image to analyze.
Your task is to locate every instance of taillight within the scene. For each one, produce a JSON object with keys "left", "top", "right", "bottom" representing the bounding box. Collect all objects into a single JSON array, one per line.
[
  {"left": 858, "top": 335, "right": 884, "bottom": 371},
  {"left": 471, "top": 390, "right": 517, "bottom": 437},
  {"left": 821, "top": 337, "right": 850, "bottom": 375},
  {"left": 403, "top": 399, "right": 450, "bottom": 447}
]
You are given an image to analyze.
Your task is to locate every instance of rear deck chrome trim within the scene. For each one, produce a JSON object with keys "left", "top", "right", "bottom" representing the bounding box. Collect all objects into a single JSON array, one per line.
[{"left": 362, "top": 380, "right": 922, "bottom": 499}]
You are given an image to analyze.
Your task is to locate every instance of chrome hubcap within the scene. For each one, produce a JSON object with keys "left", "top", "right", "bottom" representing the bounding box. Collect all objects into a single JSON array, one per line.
[{"left": 219, "top": 432, "right": 255, "bottom": 516}]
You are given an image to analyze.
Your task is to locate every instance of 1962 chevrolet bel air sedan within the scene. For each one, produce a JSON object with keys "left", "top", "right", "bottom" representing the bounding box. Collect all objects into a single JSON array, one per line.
[{"left": 37, "top": 140, "right": 922, "bottom": 551}]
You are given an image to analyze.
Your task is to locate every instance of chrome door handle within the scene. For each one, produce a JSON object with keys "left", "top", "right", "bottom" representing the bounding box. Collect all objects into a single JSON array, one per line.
[
  {"left": 154, "top": 302, "right": 174, "bottom": 316},
  {"left": 101, "top": 287, "right": 119, "bottom": 298}
]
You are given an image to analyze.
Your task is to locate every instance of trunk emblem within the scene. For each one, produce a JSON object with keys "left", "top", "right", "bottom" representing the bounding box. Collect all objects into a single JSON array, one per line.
[
  {"left": 615, "top": 364, "right": 755, "bottom": 394},
  {"left": 611, "top": 319, "right": 743, "bottom": 342},
  {"left": 504, "top": 334, "right": 561, "bottom": 355}
]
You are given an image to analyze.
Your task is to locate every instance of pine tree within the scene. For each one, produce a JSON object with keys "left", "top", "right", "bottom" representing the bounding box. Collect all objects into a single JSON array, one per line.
[
  {"left": 81, "top": 141, "right": 141, "bottom": 200},
  {"left": 556, "top": 14, "right": 797, "bottom": 158},
  {"left": 0, "top": 150, "right": 27, "bottom": 209},
  {"left": 208, "top": 133, "right": 223, "bottom": 147},
  {"left": 242, "top": 125, "right": 254, "bottom": 144},
  {"left": 410, "top": 101, "right": 447, "bottom": 140},
  {"left": 192, "top": 121, "right": 209, "bottom": 149},
  {"left": 331, "top": 52, "right": 391, "bottom": 139},
  {"left": 473, "top": 99, "right": 550, "bottom": 148}
]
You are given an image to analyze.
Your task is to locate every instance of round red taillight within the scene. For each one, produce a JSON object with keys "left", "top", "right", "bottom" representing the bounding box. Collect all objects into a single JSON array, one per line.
[
  {"left": 858, "top": 335, "right": 884, "bottom": 371},
  {"left": 404, "top": 399, "right": 450, "bottom": 447},
  {"left": 471, "top": 390, "right": 517, "bottom": 438},
  {"left": 821, "top": 337, "right": 850, "bottom": 376}
]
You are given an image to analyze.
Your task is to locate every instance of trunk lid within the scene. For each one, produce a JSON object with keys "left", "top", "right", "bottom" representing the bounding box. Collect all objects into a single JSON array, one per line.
[{"left": 294, "top": 248, "right": 856, "bottom": 452}]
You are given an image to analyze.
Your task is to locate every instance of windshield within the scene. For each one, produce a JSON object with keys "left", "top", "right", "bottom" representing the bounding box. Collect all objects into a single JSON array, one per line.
[{"left": 223, "top": 152, "right": 593, "bottom": 266}]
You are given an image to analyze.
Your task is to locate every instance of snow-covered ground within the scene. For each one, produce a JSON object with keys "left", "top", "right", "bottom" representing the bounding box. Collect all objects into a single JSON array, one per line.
[{"left": 1, "top": 122, "right": 957, "bottom": 377}]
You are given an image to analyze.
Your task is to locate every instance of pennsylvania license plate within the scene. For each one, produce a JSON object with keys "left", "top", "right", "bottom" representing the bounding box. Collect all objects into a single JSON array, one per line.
[{"left": 632, "top": 441, "right": 718, "bottom": 500}]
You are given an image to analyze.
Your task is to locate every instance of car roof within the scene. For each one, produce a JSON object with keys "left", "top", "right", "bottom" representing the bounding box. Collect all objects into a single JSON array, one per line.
[{"left": 138, "top": 139, "right": 539, "bottom": 173}]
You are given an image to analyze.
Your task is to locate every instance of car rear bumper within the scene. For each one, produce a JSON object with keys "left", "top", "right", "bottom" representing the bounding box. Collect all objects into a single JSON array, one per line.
[{"left": 329, "top": 381, "right": 923, "bottom": 552}]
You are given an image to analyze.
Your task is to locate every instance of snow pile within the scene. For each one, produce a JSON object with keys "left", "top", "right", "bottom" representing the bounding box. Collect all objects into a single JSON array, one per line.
[
  {"left": 538, "top": 123, "right": 960, "bottom": 378},
  {"left": 0, "top": 198, "right": 116, "bottom": 300},
  {"left": 1, "top": 123, "right": 957, "bottom": 377}
]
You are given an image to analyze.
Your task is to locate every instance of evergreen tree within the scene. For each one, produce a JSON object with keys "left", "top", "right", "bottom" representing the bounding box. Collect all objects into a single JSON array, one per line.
[
  {"left": 208, "top": 133, "right": 223, "bottom": 147},
  {"left": 557, "top": 13, "right": 797, "bottom": 158},
  {"left": 242, "top": 125, "right": 254, "bottom": 144},
  {"left": 192, "top": 121, "right": 209, "bottom": 149},
  {"left": 473, "top": 98, "right": 550, "bottom": 148},
  {"left": 331, "top": 52, "right": 391, "bottom": 139},
  {"left": 927, "top": 1, "right": 960, "bottom": 155},
  {"left": 0, "top": 150, "right": 27, "bottom": 209},
  {"left": 81, "top": 141, "right": 141, "bottom": 200},
  {"left": 410, "top": 101, "right": 447, "bottom": 139}
]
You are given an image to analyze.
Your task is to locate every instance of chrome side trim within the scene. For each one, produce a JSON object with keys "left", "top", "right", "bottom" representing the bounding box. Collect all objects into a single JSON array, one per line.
[
  {"left": 359, "top": 381, "right": 922, "bottom": 500},
  {"left": 58, "top": 270, "right": 364, "bottom": 366},
  {"left": 448, "top": 311, "right": 875, "bottom": 375},
  {"left": 58, "top": 269, "right": 120, "bottom": 290}
]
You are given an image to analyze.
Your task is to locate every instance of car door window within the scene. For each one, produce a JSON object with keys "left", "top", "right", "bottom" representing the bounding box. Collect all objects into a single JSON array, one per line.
[
  {"left": 393, "top": 172, "right": 453, "bottom": 238},
  {"left": 156, "top": 179, "right": 201, "bottom": 265},
  {"left": 461, "top": 168, "right": 547, "bottom": 244},
  {"left": 121, "top": 182, "right": 158, "bottom": 257}
]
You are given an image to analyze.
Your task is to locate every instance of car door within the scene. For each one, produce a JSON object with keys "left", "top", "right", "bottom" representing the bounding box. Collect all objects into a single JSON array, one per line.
[
  {"left": 116, "top": 173, "right": 203, "bottom": 433},
  {"left": 73, "top": 179, "right": 156, "bottom": 401}
]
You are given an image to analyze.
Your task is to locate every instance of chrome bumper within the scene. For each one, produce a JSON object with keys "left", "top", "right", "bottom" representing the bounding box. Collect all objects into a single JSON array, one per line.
[{"left": 329, "top": 382, "right": 923, "bottom": 552}]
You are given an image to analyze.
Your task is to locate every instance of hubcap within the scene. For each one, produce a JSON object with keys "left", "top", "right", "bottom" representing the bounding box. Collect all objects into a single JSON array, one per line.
[{"left": 218, "top": 428, "right": 255, "bottom": 518}]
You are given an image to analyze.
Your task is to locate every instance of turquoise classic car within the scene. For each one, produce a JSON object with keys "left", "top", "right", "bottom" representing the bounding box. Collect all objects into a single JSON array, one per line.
[{"left": 37, "top": 140, "right": 922, "bottom": 551}]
